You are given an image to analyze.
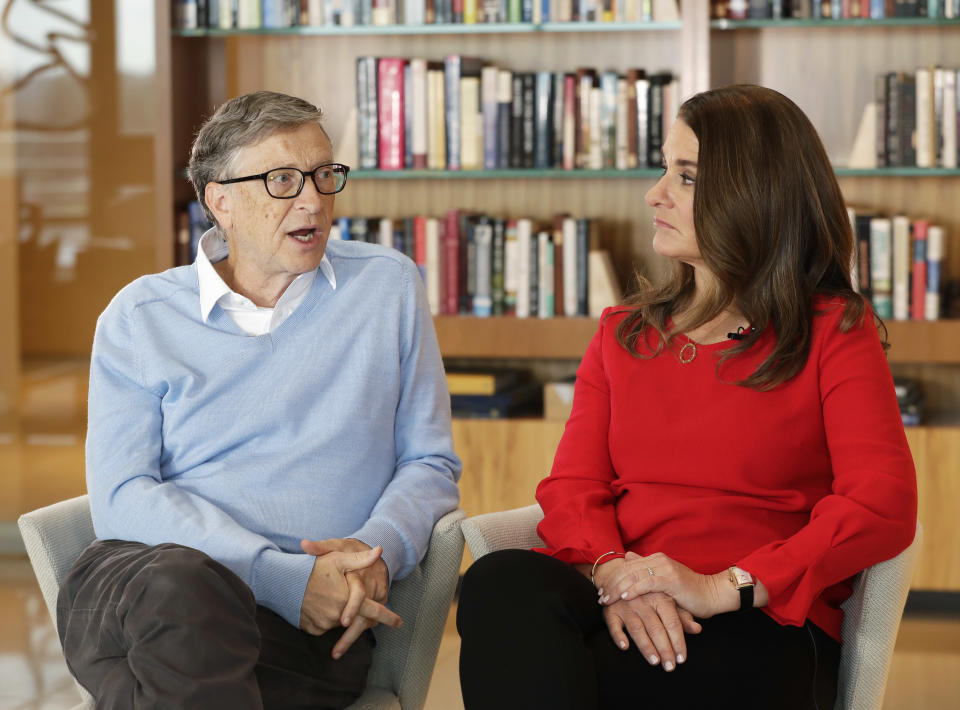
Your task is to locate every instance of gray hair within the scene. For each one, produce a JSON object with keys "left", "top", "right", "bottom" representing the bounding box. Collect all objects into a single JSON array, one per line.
[{"left": 188, "top": 91, "right": 329, "bottom": 226}]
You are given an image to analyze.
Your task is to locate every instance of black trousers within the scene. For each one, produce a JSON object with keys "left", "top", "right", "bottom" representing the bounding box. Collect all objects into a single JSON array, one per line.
[
  {"left": 57, "top": 540, "right": 374, "bottom": 710},
  {"left": 457, "top": 549, "right": 840, "bottom": 710}
]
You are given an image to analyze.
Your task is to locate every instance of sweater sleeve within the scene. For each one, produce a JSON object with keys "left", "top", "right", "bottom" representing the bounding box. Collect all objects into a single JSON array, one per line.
[
  {"left": 737, "top": 306, "right": 918, "bottom": 627},
  {"left": 534, "top": 311, "right": 626, "bottom": 565},
  {"left": 349, "top": 259, "right": 462, "bottom": 581},
  {"left": 86, "top": 300, "right": 315, "bottom": 628}
]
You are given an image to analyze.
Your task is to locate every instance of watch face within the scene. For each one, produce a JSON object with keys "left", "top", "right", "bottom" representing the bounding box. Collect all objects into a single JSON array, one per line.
[{"left": 731, "top": 567, "right": 753, "bottom": 587}]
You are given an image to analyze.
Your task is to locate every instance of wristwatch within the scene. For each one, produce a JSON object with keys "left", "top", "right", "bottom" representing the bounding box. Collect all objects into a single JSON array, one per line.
[{"left": 728, "top": 566, "right": 755, "bottom": 611}]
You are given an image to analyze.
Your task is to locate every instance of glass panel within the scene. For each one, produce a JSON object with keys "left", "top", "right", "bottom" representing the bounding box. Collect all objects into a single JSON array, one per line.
[{"left": 1, "top": 0, "right": 162, "bottom": 520}]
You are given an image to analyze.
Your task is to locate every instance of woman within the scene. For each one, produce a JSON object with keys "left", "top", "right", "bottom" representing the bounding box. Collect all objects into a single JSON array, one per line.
[{"left": 457, "top": 85, "right": 917, "bottom": 710}]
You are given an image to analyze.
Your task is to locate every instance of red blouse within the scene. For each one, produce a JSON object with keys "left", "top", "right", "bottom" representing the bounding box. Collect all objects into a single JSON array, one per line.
[{"left": 534, "top": 298, "right": 917, "bottom": 641}]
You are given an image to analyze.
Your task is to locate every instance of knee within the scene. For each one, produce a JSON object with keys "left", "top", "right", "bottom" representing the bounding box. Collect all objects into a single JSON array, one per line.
[
  {"left": 459, "top": 549, "right": 562, "bottom": 620},
  {"left": 134, "top": 544, "right": 255, "bottom": 613}
]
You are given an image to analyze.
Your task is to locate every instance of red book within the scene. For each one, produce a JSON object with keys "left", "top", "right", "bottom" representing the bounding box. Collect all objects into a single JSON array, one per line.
[
  {"left": 444, "top": 209, "right": 460, "bottom": 315},
  {"left": 910, "top": 220, "right": 929, "bottom": 322},
  {"left": 414, "top": 215, "right": 428, "bottom": 273},
  {"left": 377, "top": 58, "right": 406, "bottom": 171}
]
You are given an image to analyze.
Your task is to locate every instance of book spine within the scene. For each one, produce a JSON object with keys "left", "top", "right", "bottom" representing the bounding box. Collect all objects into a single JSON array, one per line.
[
  {"left": 891, "top": 215, "right": 911, "bottom": 320},
  {"left": 855, "top": 215, "right": 873, "bottom": 300},
  {"left": 552, "top": 73, "right": 566, "bottom": 169},
  {"left": 444, "top": 209, "right": 460, "bottom": 315},
  {"left": 522, "top": 73, "right": 536, "bottom": 168},
  {"left": 460, "top": 74, "right": 482, "bottom": 170},
  {"left": 552, "top": 216, "right": 564, "bottom": 317},
  {"left": 516, "top": 219, "right": 532, "bottom": 318},
  {"left": 910, "top": 220, "right": 929, "bottom": 321},
  {"left": 482, "top": 66, "right": 500, "bottom": 170},
  {"left": 915, "top": 67, "right": 934, "bottom": 168},
  {"left": 925, "top": 224, "right": 944, "bottom": 320},
  {"left": 377, "top": 58, "right": 406, "bottom": 171},
  {"left": 534, "top": 71, "right": 553, "bottom": 169},
  {"left": 444, "top": 55, "right": 462, "bottom": 170},
  {"left": 510, "top": 74, "right": 525, "bottom": 169},
  {"left": 886, "top": 72, "right": 901, "bottom": 166},
  {"left": 875, "top": 73, "right": 888, "bottom": 167},
  {"left": 537, "top": 231, "right": 554, "bottom": 318},
  {"left": 414, "top": 215, "right": 428, "bottom": 285},
  {"left": 473, "top": 219, "right": 493, "bottom": 317},
  {"left": 943, "top": 70, "right": 958, "bottom": 169},
  {"left": 411, "top": 59, "right": 428, "bottom": 169},
  {"left": 492, "top": 219, "right": 506, "bottom": 316},
  {"left": 588, "top": 85, "right": 602, "bottom": 170},
  {"left": 504, "top": 220, "right": 519, "bottom": 316},
  {"left": 528, "top": 225, "right": 539, "bottom": 319},
  {"left": 869, "top": 217, "right": 893, "bottom": 318},
  {"left": 497, "top": 70, "right": 513, "bottom": 169},
  {"left": 576, "top": 218, "right": 590, "bottom": 315},
  {"left": 427, "top": 64, "right": 447, "bottom": 170},
  {"left": 562, "top": 74, "right": 576, "bottom": 171},
  {"left": 899, "top": 73, "right": 917, "bottom": 167},
  {"left": 648, "top": 75, "right": 665, "bottom": 167},
  {"left": 562, "top": 216, "right": 578, "bottom": 316},
  {"left": 599, "top": 72, "right": 618, "bottom": 169}
]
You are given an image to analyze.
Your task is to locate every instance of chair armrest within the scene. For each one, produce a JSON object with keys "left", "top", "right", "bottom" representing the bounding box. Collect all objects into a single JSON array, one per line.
[
  {"left": 461, "top": 504, "right": 544, "bottom": 560},
  {"left": 836, "top": 521, "right": 922, "bottom": 710},
  {"left": 17, "top": 494, "right": 95, "bottom": 631},
  {"left": 364, "top": 508, "right": 465, "bottom": 710}
]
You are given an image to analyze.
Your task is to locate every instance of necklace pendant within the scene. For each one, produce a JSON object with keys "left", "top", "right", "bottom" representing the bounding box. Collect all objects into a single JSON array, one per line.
[{"left": 679, "top": 342, "right": 697, "bottom": 364}]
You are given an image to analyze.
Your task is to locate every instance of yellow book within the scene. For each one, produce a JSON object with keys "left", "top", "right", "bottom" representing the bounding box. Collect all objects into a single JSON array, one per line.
[{"left": 446, "top": 370, "right": 524, "bottom": 395}]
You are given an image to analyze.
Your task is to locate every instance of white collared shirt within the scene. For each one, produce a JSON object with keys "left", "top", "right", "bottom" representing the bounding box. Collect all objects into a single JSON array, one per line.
[{"left": 195, "top": 228, "right": 336, "bottom": 336}]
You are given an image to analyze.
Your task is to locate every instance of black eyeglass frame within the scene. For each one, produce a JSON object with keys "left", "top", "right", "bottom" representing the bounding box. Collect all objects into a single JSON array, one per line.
[{"left": 216, "top": 163, "right": 350, "bottom": 198}]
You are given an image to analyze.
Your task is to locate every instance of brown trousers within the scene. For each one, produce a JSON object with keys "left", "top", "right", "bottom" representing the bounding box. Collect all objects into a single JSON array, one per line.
[{"left": 57, "top": 540, "right": 374, "bottom": 710}]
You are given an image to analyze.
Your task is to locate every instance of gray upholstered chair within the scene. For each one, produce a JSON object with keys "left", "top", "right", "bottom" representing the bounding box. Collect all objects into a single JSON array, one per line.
[
  {"left": 18, "top": 494, "right": 465, "bottom": 710},
  {"left": 461, "top": 504, "right": 922, "bottom": 710}
]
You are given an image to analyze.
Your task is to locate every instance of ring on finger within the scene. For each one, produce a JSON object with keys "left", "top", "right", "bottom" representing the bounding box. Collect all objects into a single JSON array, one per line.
[{"left": 647, "top": 566, "right": 655, "bottom": 576}]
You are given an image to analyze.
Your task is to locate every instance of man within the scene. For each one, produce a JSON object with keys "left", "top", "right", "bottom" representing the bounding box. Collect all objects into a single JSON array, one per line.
[{"left": 57, "top": 91, "right": 462, "bottom": 709}]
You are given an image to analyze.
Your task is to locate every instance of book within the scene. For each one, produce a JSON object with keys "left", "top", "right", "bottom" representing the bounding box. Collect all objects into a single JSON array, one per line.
[
  {"left": 410, "top": 58, "right": 428, "bottom": 169},
  {"left": 357, "top": 57, "right": 379, "bottom": 170},
  {"left": 444, "top": 55, "right": 462, "bottom": 170},
  {"left": 926, "top": 224, "right": 945, "bottom": 320},
  {"left": 869, "top": 217, "right": 893, "bottom": 318},
  {"left": 910, "top": 219, "right": 929, "bottom": 321},
  {"left": 445, "top": 369, "right": 528, "bottom": 395},
  {"left": 516, "top": 218, "right": 533, "bottom": 318},
  {"left": 427, "top": 61, "right": 447, "bottom": 170},
  {"left": 891, "top": 215, "right": 911, "bottom": 320},
  {"left": 588, "top": 249, "right": 621, "bottom": 317},
  {"left": 460, "top": 58, "right": 485, "bottom": 171},
  {"left": 377, "top": 58, "right": 406, "bottom": 171},
  {"left": 450, "top": 382, "right": 543, "bottom": 418}
]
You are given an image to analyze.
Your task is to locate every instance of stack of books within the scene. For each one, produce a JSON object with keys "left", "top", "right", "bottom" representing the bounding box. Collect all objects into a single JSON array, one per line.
[
  {"left": 894, "top": 377, "right": 925, "bottom": 426},
  {"left": 712, "top": 0, "right": 960, "bottom": 19},
  {"left": 446, "top": 369, "right": 543, "bottom": 418},
  {"left": 175, "top": 0, "right": 677, "bottom": 30},
  {"left": 356, "top": 55, "right": 680, "bottom": 172},
  {"left": 847, "top": 208, "right": 948, "bottom": 321},
  {"left": 873, "top": 67, "right": 959, "bottom": 169},
  {"left": 330, "top": 211, "right": 622, "bottom": 318}
]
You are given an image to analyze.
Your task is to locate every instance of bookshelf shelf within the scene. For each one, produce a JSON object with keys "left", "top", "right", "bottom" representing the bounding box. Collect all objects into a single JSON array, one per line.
[
  {"left": 435, "top": 316, "right": 600, "bottom": 359},
  {"left": 352, "top": 168, "right": 664, "bottom": 179},
  {"left": 711, "top": 18, "right": 960, "bottom": 30},
  {"left": 173, "top": 21, "right": 682, "bottom": 38},
  {"left": 435, "top": 316, "right": 960, "bottom": 363},
  {"left": 835, "top": 168, "right": 960, "bottom": 177}
]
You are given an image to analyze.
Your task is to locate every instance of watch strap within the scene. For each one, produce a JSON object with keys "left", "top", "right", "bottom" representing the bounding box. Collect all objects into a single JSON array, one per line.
[{"left": 737, "top": 583, "right": 754, "bottom": 612}]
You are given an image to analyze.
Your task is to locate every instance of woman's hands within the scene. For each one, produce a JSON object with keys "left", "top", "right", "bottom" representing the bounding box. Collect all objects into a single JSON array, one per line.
[
  {"left": 602, "top": 593, "right": 702, "bottom": 671},
  {"left": 598, "top": 551, "right": 733, "bottom": 619}
]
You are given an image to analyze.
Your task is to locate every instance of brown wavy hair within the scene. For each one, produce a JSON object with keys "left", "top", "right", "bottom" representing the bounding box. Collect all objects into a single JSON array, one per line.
[{"left": 615, "top": 84, "right": 885, "bottom": 390}]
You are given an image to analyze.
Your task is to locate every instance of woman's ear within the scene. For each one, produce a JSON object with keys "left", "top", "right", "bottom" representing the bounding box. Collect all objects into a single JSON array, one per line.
[{"left": 204, "top": 182, "right": 231, "bottom": 231}]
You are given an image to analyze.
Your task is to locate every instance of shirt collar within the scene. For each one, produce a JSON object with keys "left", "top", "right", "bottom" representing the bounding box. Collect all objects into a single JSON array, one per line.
[{"left": 195, "top": 228, "right": 337, "bottom": 323}]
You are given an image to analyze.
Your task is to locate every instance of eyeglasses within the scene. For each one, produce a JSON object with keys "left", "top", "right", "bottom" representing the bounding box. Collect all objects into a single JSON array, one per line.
[{"left": 217, "top": 163, "right": 350, "bottom": 198}]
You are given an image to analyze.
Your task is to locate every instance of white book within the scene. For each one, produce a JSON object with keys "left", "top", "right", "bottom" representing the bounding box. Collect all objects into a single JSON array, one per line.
[
  {"left": 378, "top": 217, "right": 393, "bottom": 248},
  {"left": 425, "top": 217, "right": 442, "bottom": 316},
  {"left": 405, "top": 0, "right": 425, "bottom": 25},
  {"left": 460, "top": 76, "right": 482, "bottom": 170},
  {"left": 237, "top": 0, "right": 261, "bottom": 28},
  {"left": 307, "top": 0, "right": 323, "bottom": 24},
  {"left": 538, "top": 231, "right": 554, "bottom": 319},
  {"left": 562, "top": 217, "right": 578, "bottom": 317},
  {"left": 588, "top": 86, "right": 602, "bottom": 170},
  {"left": 891, "top": 215, "right": 911, "bottom": 321},
  {"left": 915, "top": 67, "right": 934, "bottom": 168},
  {"left": 473, "top": 221, "right": 493, "bottom": 317},
  {"left": 410, "top": 59, "right": 428, "bottom": 169},
  {"left": 926, "top": 225, "right": 945, "bottom": 321},
  {"left": 588, "top": 250, "right": 621, "bottom": 318},
  {"left": 942, "top": 70, "right": 957, "bottom": 169},
  {"left": 615, "top": 78, "right": 629, "bottom": 171},
  {"left": 516, "top": 219, "right": 532, "bottom": 319}
]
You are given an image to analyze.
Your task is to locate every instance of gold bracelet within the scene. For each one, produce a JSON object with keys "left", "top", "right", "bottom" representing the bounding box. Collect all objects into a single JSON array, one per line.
[{"left": 590, "top": 550, "right": 624, "bottom": 587}]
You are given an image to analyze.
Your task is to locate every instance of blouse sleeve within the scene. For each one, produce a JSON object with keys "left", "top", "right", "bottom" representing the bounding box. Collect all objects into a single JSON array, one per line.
[
  {"left": 737, "top": 306, "right": 918, "bottom": 627},
  {"left": 534, "top": 311, "right": 626, "bottom": 565}
]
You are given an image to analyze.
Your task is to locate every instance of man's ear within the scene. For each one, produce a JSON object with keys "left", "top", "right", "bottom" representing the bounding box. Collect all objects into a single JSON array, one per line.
[{"left": 205, "top": 181, "right": 232, "bottom": 231}]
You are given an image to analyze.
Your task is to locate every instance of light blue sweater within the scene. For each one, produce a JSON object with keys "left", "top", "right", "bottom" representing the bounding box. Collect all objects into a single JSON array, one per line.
[{"left": 86, "top": 240, "right": 462, "bottom": 627}]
